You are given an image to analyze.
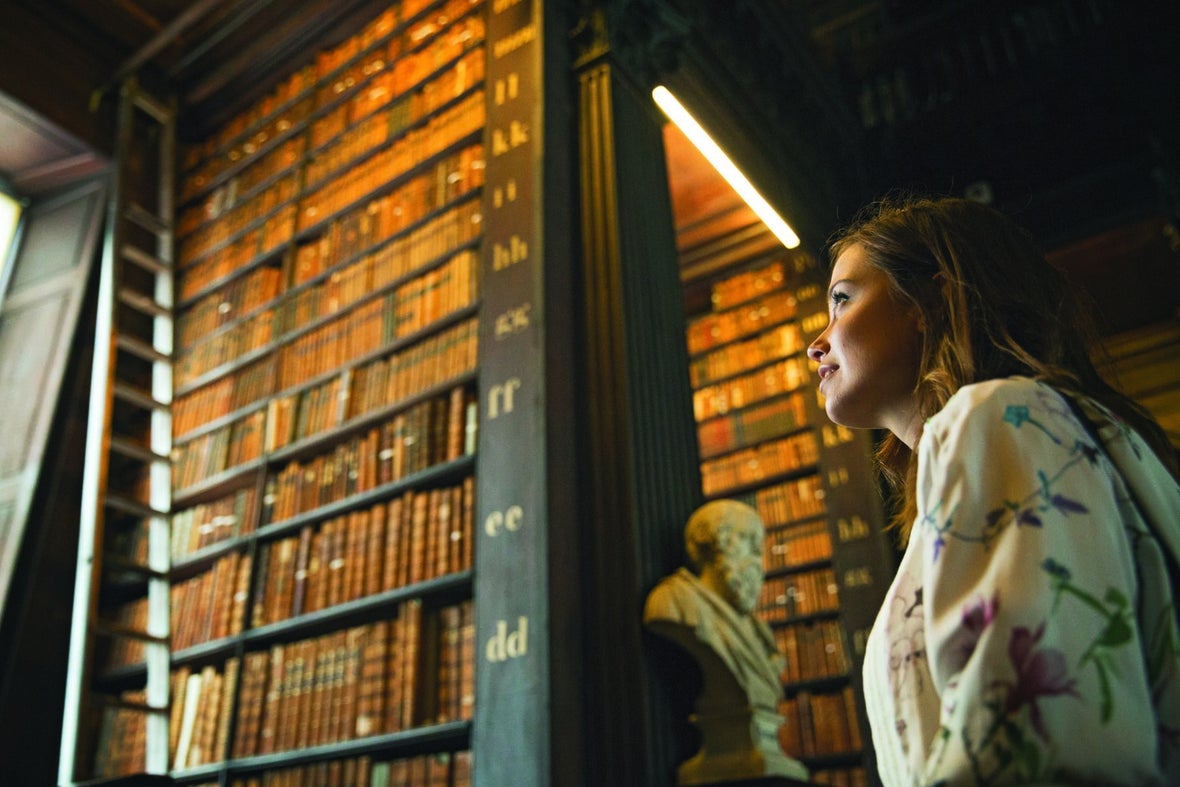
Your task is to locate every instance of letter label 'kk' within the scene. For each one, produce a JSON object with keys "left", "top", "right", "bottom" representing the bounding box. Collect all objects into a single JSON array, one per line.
[{"left": 486, "top": 616, "right": 529, "bottom": 662}]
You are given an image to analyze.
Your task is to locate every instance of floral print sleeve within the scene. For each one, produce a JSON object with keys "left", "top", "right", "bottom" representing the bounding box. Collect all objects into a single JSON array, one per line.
[{"left": 876, "top": 378, "right": 1176, "bottom": 785}]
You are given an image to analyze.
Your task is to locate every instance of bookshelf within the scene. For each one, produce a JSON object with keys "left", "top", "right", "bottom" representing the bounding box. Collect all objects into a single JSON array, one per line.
[
  {"left": 682, "top": 254, "right": 897, "bottom": 786},
  {"left": 88, "top": 1, "right": 488, "bottom": 783}
]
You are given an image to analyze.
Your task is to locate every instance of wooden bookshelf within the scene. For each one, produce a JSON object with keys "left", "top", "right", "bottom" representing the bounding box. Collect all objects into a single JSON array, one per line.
[
  {"left": 681, "top": 252, "right": 896, "bottom": 785},
  {"left": 84, "top": 1, "right": 486, "bottom": 783}
]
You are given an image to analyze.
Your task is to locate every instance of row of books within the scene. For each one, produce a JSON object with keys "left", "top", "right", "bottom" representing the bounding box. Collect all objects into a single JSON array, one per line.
[
  {"left": 173, "top": 551, "right": 253, "bottom": 651},
  {"left": 178, "top": 264, "right": 284, "bottom": 347},
  {"left": 689, "top": 321, "right": 806, "bottom": 388},
  {"left": 289, "top": 191, "right": 481, "bottom": 293},
  {"left": 176, "top": 194, "right": 481, "bottom": 397},
  {"left": 778, "top": 686, "right": 863, "bottom": 759},
  {"left": 222, "top": 749, "right": 473, "bottom": 787},
  {"left": 176, "top": 309, "right": 275, "bottom": 389},
  {"left": 180, "top": 171, "right": 301, "bottom": 265},
  {"left": 692, "top": 355, "right": 810, "bottom": 421},
  {"left": 174, "top": 356, "right": 277, "bottom": 437},
  {"left": 178, "top": 134, "right": 481, "bottom": 308},
  {"left": 177, "top": 0, "right": 402, "bottom": 192},
  {"left": 297, "top": 96, "right": 484, "bottom": 234},
  {"left": 173, "top": 409, "right": 266, "bottom": 493},
  {"left": 180, "top": 0, "right": 481, "bottom": 246},
  {"left": 764, "top": 518, "right": 833, "bottom": 573},
  {"left": 696, "top": 390, "right": 809, "bottom": 458},
  {"left": 266, "top": 318, "right": 478, "bottom": 452},
  {"left": 274, "top": 249, "right": 477, "bottom": 392},
  {"left": 171, "top": 486, "right": 258, "bottom": 562},
  {"left": 708, "top": 260, "right": 786, "bottom": 311},
  {"left": 686, "top": 288, "right": 801, "bottom": 356},
  {"left": 97, "top": 597, "right": 147, "bottom": 670},
  {"left": 775, "top": 617, "right": 849, "bottom": 685},
  {"left": 252, "top": 479, "right": 474, "bottom": 626},
  {"left": 261, "top": 389, "right": 473, "bottom": 525},
  {"left": 91, "top": 690, "right": 148, "bottom": 778},
  {"left": 234, "top": 602, "right": 473, "bottom": 758},
  {"left": 700, "top": 429, "right": 820, "bottom": 497},
  {"left": 810, "top": 767, "right": 869, "bottom": 787},
  {"left": 305, "top": 45, "right": 485, "bottom": 193},
  {"left": 172, "top": 661, "right": 237, "bottom": 770},
  {"left": 757, "top": 567, "right": 840, "bottom": 623},
  {"left": 753, "top": 474, "right": 827, "bottom": 530}
]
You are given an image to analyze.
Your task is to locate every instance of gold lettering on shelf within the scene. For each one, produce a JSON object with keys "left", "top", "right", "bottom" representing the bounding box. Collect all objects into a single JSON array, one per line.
[
  {"left": 492, "top": 235, "right": 528, "bottom": 270},
  {"left": 494, "top": 303, "right": 531, "bottom": 340},
  {"left": 487, "top": 377, "right": 522, "bottom": 419},
  {"left": 827, "top": 465, "right": 850, "bottom": 488},
  {"left": 852, "top": 627, "right": 870, "bottom": 658},
  {"left": 484, "top": 505, "right": 524, "bottom": 536},
  {"left": 485, "top": 616, "right": 529, "bottom": 662},
  {"left": 492, "top": 0, "right": 522, "bottom": 13},
  {"left": 493, "top": 73, "right": 520, "bottom": 105},
  {"left": 795, "top": 283, "right": 821, "bottom": 302},
  {"left": 492, "top": 178, "right": 518, "bottom": 208},
  {"left": 836, "top": 515, "right": 870, "bottom": 543},
  {"left": 800, "top": 311, "right": 827, "bottom": 334},
  {"left": 492, "top": 24, "right": 537, "bottom": 59},
  {"left": 491, "top": 121, "right": 530, "bottom": 156},
  {"left": 821, "top": 423, "right": 854, "bottom": 447},
  {"left": 844, "top": 566, "right": 873, "bottom": 588}
]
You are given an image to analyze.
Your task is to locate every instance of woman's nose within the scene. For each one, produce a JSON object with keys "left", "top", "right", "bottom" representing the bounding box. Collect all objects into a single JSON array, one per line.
[{"left": 807, "top": 337, "right": 827, "bottom": 363}]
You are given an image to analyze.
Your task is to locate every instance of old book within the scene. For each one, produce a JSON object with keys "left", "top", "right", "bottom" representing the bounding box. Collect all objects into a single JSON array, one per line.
[{"left": 290, "top": 525, "right": 313, "bottom": 617}]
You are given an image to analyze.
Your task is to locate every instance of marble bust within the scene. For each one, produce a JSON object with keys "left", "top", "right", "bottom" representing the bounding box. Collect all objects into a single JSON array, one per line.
[{"left": 644, "top": 499, "right": 808, "bottom": 785}]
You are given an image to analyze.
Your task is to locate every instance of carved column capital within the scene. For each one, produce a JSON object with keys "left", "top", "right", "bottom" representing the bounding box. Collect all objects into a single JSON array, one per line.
[{"left": 569, "top": 0, "right": 690, "bottom": 80}]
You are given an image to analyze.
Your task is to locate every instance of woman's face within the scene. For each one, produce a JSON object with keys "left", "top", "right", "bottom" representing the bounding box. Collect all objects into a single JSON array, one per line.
[{"left": 807, "top": 243, "right": 925, "bottom": 446}]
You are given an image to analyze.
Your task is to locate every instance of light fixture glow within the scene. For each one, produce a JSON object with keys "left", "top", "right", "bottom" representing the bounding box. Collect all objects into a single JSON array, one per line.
[{"left": 653, "top": 85, "right": 800, "bottom": 249}]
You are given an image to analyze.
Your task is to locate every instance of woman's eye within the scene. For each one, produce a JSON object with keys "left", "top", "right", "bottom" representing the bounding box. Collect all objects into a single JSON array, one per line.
[{"left": 830, "top": 291, "right": 849, "bottom": 306}]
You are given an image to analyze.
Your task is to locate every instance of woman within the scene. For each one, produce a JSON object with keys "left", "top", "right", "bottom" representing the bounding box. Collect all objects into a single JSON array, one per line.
[{"left": 806, "top": 196, "right": 1180, "bottom": 785}]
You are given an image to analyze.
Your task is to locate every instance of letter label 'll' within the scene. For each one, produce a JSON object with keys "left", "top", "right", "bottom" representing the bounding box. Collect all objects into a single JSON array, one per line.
[{"left": 485, "top": 616, "right": 529, "bottom": 662}]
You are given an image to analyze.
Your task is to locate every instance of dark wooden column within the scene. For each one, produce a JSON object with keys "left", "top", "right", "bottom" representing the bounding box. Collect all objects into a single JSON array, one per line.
[{"left": 570, "top": 6, "right": 704, "bottom": 784}]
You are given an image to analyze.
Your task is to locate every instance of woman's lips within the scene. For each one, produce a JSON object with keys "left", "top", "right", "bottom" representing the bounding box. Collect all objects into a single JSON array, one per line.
[{"left": 817, "top": 364, "right": 837, "bottom": 381}]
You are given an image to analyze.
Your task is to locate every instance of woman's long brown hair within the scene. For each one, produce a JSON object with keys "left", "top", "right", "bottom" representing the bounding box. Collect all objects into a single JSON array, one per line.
[{"left": 828, "top": 195, "right": 1179, "bottom": 543}]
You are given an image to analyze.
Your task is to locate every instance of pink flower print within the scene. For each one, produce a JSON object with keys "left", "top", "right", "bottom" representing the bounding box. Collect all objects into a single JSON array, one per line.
[
  {"left": 944, "top": 593, "right": 1000, "bottom": 673},
  {"left": 999, "top": 623, "right": 1079, "bottom": 741}
]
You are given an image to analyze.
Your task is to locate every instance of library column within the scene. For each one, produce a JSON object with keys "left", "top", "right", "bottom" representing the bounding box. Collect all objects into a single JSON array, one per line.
[
  {"left": 570, "top": 6, "right": 704, "bottom": 785},
  {"left": 475, "top": 0, "right": 583, "bottom": 785}
]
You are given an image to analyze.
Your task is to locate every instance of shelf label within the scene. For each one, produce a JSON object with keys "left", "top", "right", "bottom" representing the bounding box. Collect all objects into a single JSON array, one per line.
[
  {"left": 843, "top": 565, "right": 874, "bottom": 588},
  {"left": 827, "top": 465, "right": 850, "bottom": 488},
  {"left": 494, "top": 303, "right": 531, "bottom": 339},
  {"left": 821, "top": 423, "right": 854, "bottom": 447},
  {"left": 852, "top": 626, "right": 871, "bottom": 658},
  {"left": 492, "top": 178, "right": 518, "bottom": 208},
  {"left": 485, "top": 616, "right": 530, "bottom": 662},
  {"left": 836, "top": 515, "right": 870, "bottom": 543},
  {"left": 491, "top": 121, "right": 530, "bottom": 156},
  {"left": 485, "top": 505, "right": 524, "bottom": 536},
  {"left": 493, "top": 74, "right": 521, "bottom": 105},
  {"left": 487, "top": 377, "right": 523, "bottom": 419},
  {"left": 492, "top": 235, "right": 529, "bottom": 270}
]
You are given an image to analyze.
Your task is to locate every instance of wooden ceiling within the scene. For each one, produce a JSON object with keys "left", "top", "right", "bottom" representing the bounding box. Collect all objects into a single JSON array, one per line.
[{"left": 1, "top": 0, "right": 1177, "bottom": 330}]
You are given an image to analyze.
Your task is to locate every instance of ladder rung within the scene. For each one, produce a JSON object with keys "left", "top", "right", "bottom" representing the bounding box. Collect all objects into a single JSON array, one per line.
[
  {"left": 114, "top": 382, "right": 170, "bottom": 413},
  {"left": 118, "top": 288, "right": 172, "bottom": 318},
  {"left": 124, "top": 203, "right": 172, "bottom": 236},
  {"left": 93, "top": 621, "right": 169, "bottom": 645},
  {"left": 131, "top": 90, "right": 171, "bottom": 124},
  {"left": 122, "top": 244, "right": 171, "bottom": 275},
  {"left": 117, "top": 334, "right": 171, "bottom": 363},
  {"left": 103, "top": 697, "right": 169, "bottom": 715},
  {"left": 105, "top": 493, "right": 167, "bottom": 519},
  {"left": 103, "top": 555, "right": 168, "bottom": 580},
  {"left": 109, "top": 436, "right": 170, "bottom": 465}
]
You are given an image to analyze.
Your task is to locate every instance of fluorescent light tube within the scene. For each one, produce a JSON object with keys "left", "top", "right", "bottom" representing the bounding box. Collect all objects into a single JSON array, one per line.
[{"left": 653, "top": 85, "right": 800, "bottom": 249}]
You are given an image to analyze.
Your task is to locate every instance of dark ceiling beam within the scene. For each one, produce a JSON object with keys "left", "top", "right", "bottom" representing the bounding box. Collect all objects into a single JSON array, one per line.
[{"left": 107, "top": 0, "right": 229, "bottom": 88}]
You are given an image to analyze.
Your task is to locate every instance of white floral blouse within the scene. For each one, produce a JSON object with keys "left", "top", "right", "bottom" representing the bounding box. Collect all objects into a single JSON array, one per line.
[{"left": 864, "top": 377, "right": 1180, "bottom": 786}]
